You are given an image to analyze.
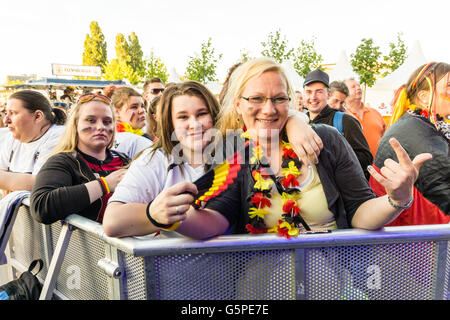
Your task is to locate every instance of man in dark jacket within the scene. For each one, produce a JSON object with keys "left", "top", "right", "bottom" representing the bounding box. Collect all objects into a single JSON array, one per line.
[{"left": 303, "top": 69, "right": 373, "bottom": 179}]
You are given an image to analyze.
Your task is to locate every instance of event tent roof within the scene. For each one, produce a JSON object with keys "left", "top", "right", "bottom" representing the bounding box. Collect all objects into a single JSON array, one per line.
[
  {"left": 328, "top": 51, "right": 359, "bottom": 83},
  {"left": 281, "top": 60, "right": 304, "bottom": 91},
  {"left": 373, "top": 40, "right": 427, "bottom": 89},
  {"left": 8, "top": 78, "right": 127, "bottom": 89},
  {"left": 365, "top": 40, "right": 427, "bottom": 107}
]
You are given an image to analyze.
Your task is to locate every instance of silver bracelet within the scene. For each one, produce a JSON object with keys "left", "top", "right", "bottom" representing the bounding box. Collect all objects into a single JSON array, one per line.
[{"left": 388, "top": 196, "right": 414, "bottom": 210}]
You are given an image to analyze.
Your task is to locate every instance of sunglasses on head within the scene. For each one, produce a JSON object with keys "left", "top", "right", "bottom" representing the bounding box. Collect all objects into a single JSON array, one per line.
[
  {"left": 150, "top": 88, "right": 164, "bottom": 94},
  {"left": 53, "top": 102, "right": 68, "bottom": 108},
  {"left": 77, "top": 93, "right": 112, "bottom": 105}
]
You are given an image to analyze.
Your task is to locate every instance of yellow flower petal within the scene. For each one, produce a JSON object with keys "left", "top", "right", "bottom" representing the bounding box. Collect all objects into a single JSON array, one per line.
[
  {"left": 282, "top": 141, "right": 292, "bottom": 150},
  {"left": 241, "top": 131, "right": 252, "bottom": 139},
  {"left": 281, "top": 192, "right": 301, "bottom": 202},
  {"left": 249, "top": 207, "right": 270, "bottom": 219},
  {"left": 254, "top": 172, "right": 273, "bottom": 190},
  {"left": 281, "top": 160, "right": 301, "bottom": 177},
  {"left": 250, "top": 145, "right": 264, "bottom": 164}
]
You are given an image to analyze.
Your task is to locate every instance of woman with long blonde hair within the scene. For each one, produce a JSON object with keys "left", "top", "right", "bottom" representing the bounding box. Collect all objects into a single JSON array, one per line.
[{"left": 30, "top": 94, "right": 129, "bottom": 224}]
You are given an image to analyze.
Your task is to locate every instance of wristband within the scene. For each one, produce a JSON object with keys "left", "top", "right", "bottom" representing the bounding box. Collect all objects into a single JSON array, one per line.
[
  {"left": 388, "top": 196, "right": 414, "bottom": 210},
  {"left": 145, "top": 202, "right": 172, "bottom": 229},
  {"left": 162, "top": 221, "right": 181, "bottom": 231},
  {"left": 99, "top": 177, "right": 110, "bottom": 194},
  {"left": 97, "top": 178, "right": 107, "bottom": 195}
]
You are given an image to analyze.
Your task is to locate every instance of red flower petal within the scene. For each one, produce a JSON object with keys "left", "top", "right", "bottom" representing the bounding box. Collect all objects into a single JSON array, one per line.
[
  {"left": 282, "top": 199, "right": 296, "bottom": 213},
  {"left": 277, "top": 226, "right": 291, "bottom": 239},
  {"left": 250, "top": 193, "right": 271, "bottom": 208},
  {"left": 246, "top": 224, "right": 267, "bottom": 234}
]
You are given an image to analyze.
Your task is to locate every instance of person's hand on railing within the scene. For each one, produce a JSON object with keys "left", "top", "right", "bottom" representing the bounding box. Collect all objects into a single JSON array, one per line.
[
  {"left": 104, "top": 169, "right": 127, "bottom": 193},
  {"left": 148, "top": 182, "right": 198, "bottom": 226}
]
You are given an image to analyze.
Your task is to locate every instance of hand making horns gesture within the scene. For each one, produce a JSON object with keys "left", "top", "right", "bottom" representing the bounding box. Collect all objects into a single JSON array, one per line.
[{"left": 368, "top": 138, "right": 432, "bottom": 207}]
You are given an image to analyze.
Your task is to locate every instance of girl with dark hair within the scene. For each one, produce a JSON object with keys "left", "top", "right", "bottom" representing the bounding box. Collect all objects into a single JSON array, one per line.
[
  {"left": 0, "top": 90, "right": 66, "bottom": 193},
  {"left": 370, "top": 62, "right": 450, "bottom": 224}
]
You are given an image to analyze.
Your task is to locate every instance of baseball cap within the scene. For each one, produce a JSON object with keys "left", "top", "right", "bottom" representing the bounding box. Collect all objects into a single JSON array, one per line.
[{"left": 303, "top": 69, "right": 330, "bottom": 88}]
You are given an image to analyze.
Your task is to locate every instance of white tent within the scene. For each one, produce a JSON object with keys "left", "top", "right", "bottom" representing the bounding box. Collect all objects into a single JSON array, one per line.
[
  {"left": 281, "top": 60, "right": 304, "bottom": 91},
  {"left": 365, "top": 40, "right": 427, "bottom": 108},
  {"left": 328, "top": 51, "right": 359, "bottom": 83},
  {"left": 167, "top": 68, "right": 182, "bottom": 83}
]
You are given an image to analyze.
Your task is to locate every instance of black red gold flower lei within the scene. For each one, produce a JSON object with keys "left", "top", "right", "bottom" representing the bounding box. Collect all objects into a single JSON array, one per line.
[{"left": 242, "top": 132, "right": 307, "bottom": 238}]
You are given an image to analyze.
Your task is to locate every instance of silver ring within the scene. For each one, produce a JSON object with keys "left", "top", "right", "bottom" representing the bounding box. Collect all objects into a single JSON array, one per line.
[{"left": 175, "top": 206, "right": 179, "bottom": 214}]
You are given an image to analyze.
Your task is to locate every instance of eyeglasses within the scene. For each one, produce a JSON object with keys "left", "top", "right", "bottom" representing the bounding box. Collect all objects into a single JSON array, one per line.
[
  {"left": 77, "top": 94, "right": 112, "bottom": 105},
  {"left": 240, "top": 95, "right": 291, "bottom": 106},
  {"left": 150, "top": 88, "right": 164, "bottom": 94}
]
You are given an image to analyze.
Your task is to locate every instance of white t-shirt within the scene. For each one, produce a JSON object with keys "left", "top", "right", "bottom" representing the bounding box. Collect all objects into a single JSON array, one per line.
[
  {"left": 0, "top": 124, "right": 65, "bottom": 174},
  {"left": 112, "top": 131, "right": 153, "bottom": 160},
  {"left": 110, "top": 148, "right": 205, "bottom": 205},
  {"left": 0, "top": 127, "right": 9, "bottom": 146}
]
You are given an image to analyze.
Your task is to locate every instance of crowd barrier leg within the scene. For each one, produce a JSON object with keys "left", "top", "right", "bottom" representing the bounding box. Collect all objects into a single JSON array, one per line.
[
  {"left": 434, "top": 241, "right": 449, "bottom": 299},
  {"left": 39, "top": 223, "right": 74, "bottom": 300}
]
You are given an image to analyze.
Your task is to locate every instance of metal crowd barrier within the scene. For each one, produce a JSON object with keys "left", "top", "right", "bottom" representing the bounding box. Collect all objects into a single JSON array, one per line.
[{"left": 2, "top": 200, "right": 450, "bottom": 300}]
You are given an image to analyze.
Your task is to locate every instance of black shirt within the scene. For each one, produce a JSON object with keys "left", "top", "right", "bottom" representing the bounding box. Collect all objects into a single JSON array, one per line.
[{"left": 310, "top": 105, "right": 373, "bottom": 179}]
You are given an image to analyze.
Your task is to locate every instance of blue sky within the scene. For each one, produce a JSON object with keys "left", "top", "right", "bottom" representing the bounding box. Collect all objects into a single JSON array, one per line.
[{"left": 0, "top": 0, "right": 448, "bottom": 83}]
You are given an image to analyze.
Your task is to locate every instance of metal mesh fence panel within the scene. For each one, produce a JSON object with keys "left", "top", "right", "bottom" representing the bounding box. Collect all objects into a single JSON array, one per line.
[
  {"left": 121, "top": 253, "right": 147, "bottom": 300},
  {"left": 152, "top": 249, "right": 295, "bottom": 300},
  {"left": 9, "top": 205, "right": 50, "bottom": 282},
  {"left": 444, "top": 243, "right": 450, "bottom": 300},
  {"left": 50, "top": 222, "right": 110, "bottom": 300},
  {"left": 305, "top": 241, "right": 437, "bottom": 300}
]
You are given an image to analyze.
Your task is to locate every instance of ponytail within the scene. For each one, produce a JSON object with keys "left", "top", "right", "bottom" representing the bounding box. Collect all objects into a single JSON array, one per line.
[{"left": 51, "top": 107, "right": 67, "bottom": 125}]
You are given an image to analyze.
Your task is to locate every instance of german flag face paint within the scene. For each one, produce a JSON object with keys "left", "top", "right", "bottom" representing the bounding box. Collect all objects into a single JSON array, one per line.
[
  {"left": 117, "top": 96, "right": 146, "bottom": 129},
  {"left": 130, "top": 112, "right": 136, "bottom": 123},
  {"left": 80, "top": 126, "right": 94, "bottom": 133}
]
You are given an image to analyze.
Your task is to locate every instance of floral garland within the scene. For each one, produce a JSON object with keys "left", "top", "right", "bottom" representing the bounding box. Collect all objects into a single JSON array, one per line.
[
  {"left": 407, "top": 105, "right": 450, "bottom": 140},
  {"left": 242, "top": 131, "right": 310, "bottom": 238},
  {"left": 116, "top": 122, "right": 144, "bottom": 136}
]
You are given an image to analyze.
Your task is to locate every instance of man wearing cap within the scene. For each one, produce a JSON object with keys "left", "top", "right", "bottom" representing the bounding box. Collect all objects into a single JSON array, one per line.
[{"left": 303, "top": 69, "right": 373, "bottom": 179}]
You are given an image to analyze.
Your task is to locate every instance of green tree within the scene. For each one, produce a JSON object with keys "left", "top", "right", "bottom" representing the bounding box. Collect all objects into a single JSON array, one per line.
[
  {"left": 103, "top": 33, "right": 139, "bottom": 84},
  {"left": 292, "top": 38, "right": 324, "bottom": 78},
  {"left": 350, "top": 38, "right": 383, "bottom": 98},
  {"left": 144, "top": 50, "right": 169, "bottom": 83},
  {"left": 103, "top": 33, "right": 145, "bottom": 85},
  {"left": 185, "top": 38, "right": 223, "bottom": 83},
  {"left": 382, "top": 32, "right": 408, "bottom": 77},
  {"left": 239, "top": 49, "right": 253, "bottom": 63},
  {"left": 128, "top": 32, "right": 146, "bottom": 78},
  {"left": 82, "top": 21, "right": 108, "bottom": 73},
  {"left": 260, "top": 29, "right": 294, "bottom": 63}
]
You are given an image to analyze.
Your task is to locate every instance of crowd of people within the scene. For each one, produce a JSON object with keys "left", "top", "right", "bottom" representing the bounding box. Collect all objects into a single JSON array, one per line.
[{"left": 0, "top": 60, "right": 448, "bottom": 242}]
